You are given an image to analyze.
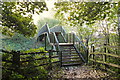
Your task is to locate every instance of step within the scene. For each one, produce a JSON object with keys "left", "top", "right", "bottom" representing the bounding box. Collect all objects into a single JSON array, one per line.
[
  {"left": 62, "top": 57, "right": 80, "bottom": 59},
  {"left": 62, "top": 53, "right": 77, "bottom": 55},
  {"left": 62, "top": 63, "right": 82, "bottom": 66},
  {"left": 59, "top": 43, "right": 73, "bottom": 46},
  {"left": 62, "top": 54, "right": 78, "bottom": 57},
  {"left": 62, "top": 50, "right": 76, "bottom": 52},
  {"left": 63, "top": 49, "right": 76, "bottom": 51},
  {"left": 62, "top": 46, "right": 74, "bottom": 49},
  {"left": 62, "top": 60, "right": 81, "bottom": 63},
  {"left": 63, "top": 46, "right": 74, "bottom": 48},
  {"left": 62, "top": 51, "right": 77, "bottom": 54}
]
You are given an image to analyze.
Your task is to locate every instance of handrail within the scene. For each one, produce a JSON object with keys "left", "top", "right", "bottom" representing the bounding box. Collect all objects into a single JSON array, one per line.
[
  {"left": 46, "top": 24, "right": 50, "bottom": 34},
  {"left": 50, "top": 26, "right": 66, "bottom": 35},
  {"left": 61, "top": 26, "right": 66, "bottom": 35},
  {"left": 53, "top": 32, "right": 60, "bottom": 51},
  {"left": 38, "top": 23, "right": 50, "bottom": 37},
  {"left": 74, "top": 45, "right": 86, "bottom": 63},
  {"left": 60, "top": 32, "right": 67, "bottom": 42},
  {"left": 90, "top": 52, "right": 120, "bottom": 58},
  {"left": 53, "top": 32, "right": 59, "bottom": 43},
  {"left": 74, "top": 34, "right": 87, "bottom": 50},
  {"left": 90, "top": 59, "right": 120, "bottom": 69},
  {"left": 44, "top": 32, "right": 56, "bottom": 51},
  {"left": 72, "top": 33, "right": 88, "bottom": 63},
  {"left": 46, "top": 32, "right": 50, "bottom": 44},
  {"left": 94, "top": 45, "right": 120, "bottom": 48}
]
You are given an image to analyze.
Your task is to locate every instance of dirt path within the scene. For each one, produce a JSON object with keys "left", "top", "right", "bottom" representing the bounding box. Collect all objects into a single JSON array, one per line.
[{"left": 60, "top": 65, "right": 109, "bottom": 79}]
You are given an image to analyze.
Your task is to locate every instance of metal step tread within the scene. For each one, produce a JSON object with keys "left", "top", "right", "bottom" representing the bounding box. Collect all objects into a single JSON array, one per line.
[
  {"left": 62, "top": 57, "right": 80, "bottom": 59},
  {"left": 63, "top": 50, "right": 76, "bottom": 51},
  {"left": 62, "top": 63, "right": 82, "bottom": 66},
  {"left": 62, "top": 54, "right": 79, "bottom": 57},
  {"left": 63, "top": 46, "right": 75, "bottom": 49},
  {"left": 62, "top": 60, "right": 81, "bottom": 63},
  {"left": 62, "top": 52, "right": 77, "bottom": 54},
  {"left": 59, "top": 43, "right": 73, "bottom": 46}
]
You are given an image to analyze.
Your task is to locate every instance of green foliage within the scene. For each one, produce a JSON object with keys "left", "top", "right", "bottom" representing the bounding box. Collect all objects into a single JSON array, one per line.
[
  {"left": 2, "top": 33, "right": 44, "bottom": 51},
  {"left": 54, "top": 2, "right": 118, "bottom": 39},
  {"left": 21, "top": 47, "right": 47, "bottom": 53},
  {"left": 2, "top": 2, "right": 48, "bottom": 37},
  {"left": 54, "top": 2, "right": 115, "bottom": 26},
  {"left": 2, "top": 47, "right": 49, "bottom": 79}
]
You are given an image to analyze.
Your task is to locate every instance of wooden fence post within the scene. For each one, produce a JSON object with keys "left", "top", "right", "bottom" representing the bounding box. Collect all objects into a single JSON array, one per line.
[
  {"left": 12, "top": 51, "right": 20, "bottom": 72},
  {"left": 86, "top": 48, "right": 89, "bottom": 63},
  {"left": 92, "top": 44, "right": 95, "bottom": 68},
  {"left": 104, "top": 43, "right": 107, "bottom": 69},
  {"left": 49, "top": 51, "right": 52, "bottom": 69}
]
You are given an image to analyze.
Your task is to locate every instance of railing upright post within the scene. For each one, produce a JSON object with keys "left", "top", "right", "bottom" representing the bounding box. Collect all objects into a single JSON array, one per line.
[
  {"left": 68, "top": 34, "right": 69, "bottom": 43},
  {"left": 73, "top": 33, "right": 75, "bottom": 45},
  {"left": 70, "top": 33, "right": 71, "bottom": 43},
  {"left": 45, "top": 33, "right": 46, "bottom": 50},
  {"left": 60, "top": 51, "right": 62, "bottom": 67}
]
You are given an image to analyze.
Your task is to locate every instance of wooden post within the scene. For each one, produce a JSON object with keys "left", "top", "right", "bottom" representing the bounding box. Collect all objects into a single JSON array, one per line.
[
  {"left": 67, "top": 34, "right": 69, "bottom": 43},
  {"left": 49, "top": 51, "right": 52, "bottom": 69},
  {"left": 12, "top": 51, "right": 20, "bottom": 72},
  {"left": 73, "top": 33, "right": 75, "bottom": 45},
  {"left": 104, "top": 44, "right": 107, "bottom": 69},
  {"left": 45, "top": 33, "right": 47, "bottom": 50},
  {"left": 60, "top": 51, "right": 62, "bottom": 67},
  {"left": 70, "top": 33, "right": 71, "bottom": 43},
  {"left": 86, "top": 48, "right": 89, "bottom": 63},
  {"left": 53, "top": 33, "right": 55, "bottom": 44},
  {"left": 92, "top": 44, "right": 95, "bottom": 68},
  {"left": 66, "top": 34, "right": 68, "bottom": 43}
]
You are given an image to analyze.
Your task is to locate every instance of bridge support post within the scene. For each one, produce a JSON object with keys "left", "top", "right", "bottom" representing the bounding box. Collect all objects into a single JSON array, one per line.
[
  {"left": 44, "top": 33, "right": 47, "bottom": 50},
  {"left": 60, "top": 51, "right": 62, "bottom": 67},
  {"left": 49, "top": 51, "right": 52, "bottom": 69}
]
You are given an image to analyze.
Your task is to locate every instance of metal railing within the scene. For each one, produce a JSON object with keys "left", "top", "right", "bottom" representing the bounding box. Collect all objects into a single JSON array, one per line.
[{"left": 64, "top": 33, "right": 88, "bottom": 63}]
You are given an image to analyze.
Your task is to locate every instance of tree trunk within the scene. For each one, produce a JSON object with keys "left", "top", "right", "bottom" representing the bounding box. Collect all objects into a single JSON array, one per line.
[
  {"left": 117, "top": 2, "right": 120, "bottom": 74},
  {"left": 118, "top": 13, "right": 120, "bottom": 47}
]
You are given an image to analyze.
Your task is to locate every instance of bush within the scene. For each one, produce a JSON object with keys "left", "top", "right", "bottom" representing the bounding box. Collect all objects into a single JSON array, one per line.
[{"left": 2, "top": 47, "right": 50, "bottom": 80}]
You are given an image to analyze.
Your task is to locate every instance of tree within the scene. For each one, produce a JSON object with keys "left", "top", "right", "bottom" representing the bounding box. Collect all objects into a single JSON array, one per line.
[
  {"left": 54, "top": 2, "right": 118, "bottom": 53},
  {"left": 118, "top": 2, "right": 120, "bottom": 47},
  {"left": 54, "top": 2, "right": 113, "bottom": 26},
  {"left": 2, "top": 2, "right": 48, "bottom": 37}
]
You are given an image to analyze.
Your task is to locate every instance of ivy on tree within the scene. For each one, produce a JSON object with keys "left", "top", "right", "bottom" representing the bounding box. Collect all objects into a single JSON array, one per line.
[{"left": 2, "top": 2, "right": 48, "bottom": 37}]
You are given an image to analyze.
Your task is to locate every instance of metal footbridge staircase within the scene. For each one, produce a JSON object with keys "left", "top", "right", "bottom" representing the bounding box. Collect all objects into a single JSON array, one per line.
[{"left": 37, "top": 24, "right": 88, "bottom": 66}]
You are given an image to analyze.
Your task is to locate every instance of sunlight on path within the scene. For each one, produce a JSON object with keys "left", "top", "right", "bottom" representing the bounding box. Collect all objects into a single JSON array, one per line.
[{"left": 61, "top": 65, "right": 109, "bottom": 79}]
